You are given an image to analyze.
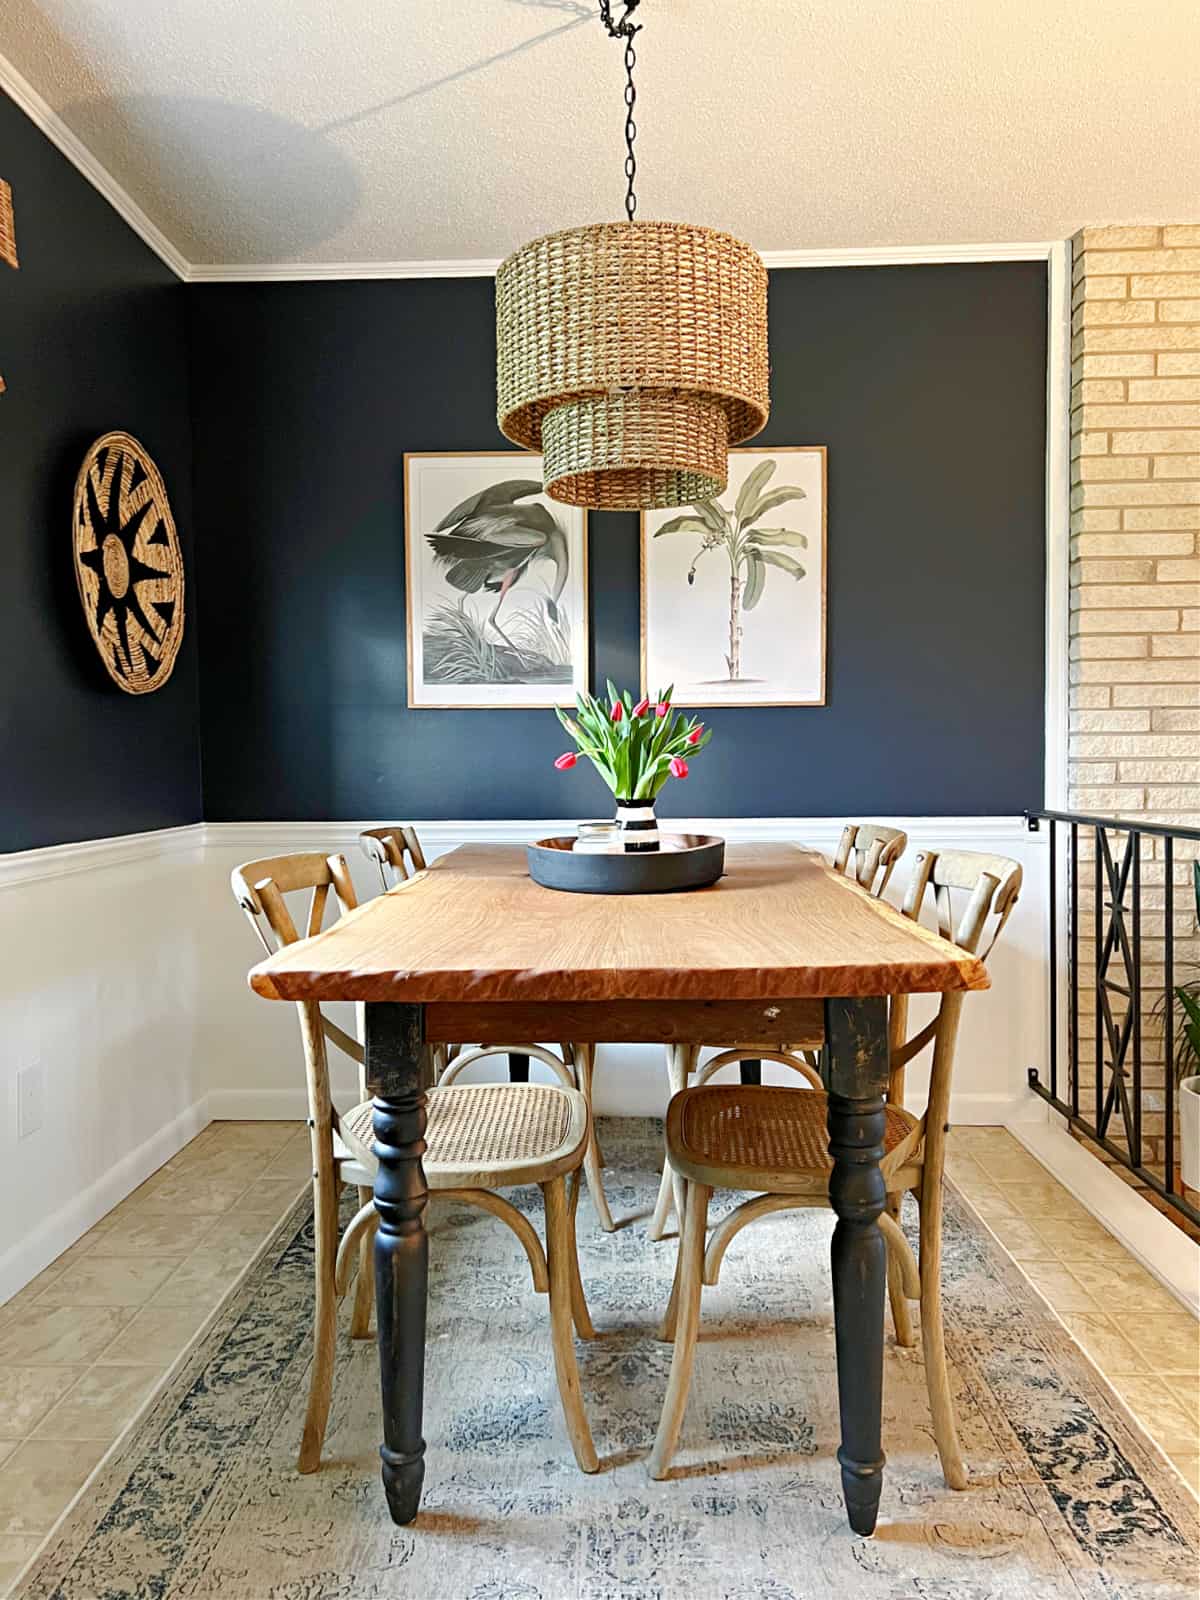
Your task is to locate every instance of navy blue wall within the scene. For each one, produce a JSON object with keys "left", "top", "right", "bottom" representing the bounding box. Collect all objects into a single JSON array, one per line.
[
  {"left": 188, "top": 263, "right": 1046, "bottom": 820},
  {"left": 0, "top": 90, "right": 199, "bottom": 851}
]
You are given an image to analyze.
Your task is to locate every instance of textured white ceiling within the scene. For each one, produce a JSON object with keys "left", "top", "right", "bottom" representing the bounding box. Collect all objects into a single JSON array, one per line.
[{"left": 2, "top": 0, "right": 1198, "bottom": 268}]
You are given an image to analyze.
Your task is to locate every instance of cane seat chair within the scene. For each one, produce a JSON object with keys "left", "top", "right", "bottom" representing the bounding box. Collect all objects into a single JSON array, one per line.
[
  {"left": 647, "top": 824, "right": 910, "bottom": 1243},
  {"left": 233, "top": 852, "right": 599, "bottom": 1477},
  {"left": 649, "top": 848, "right": 1021, "bottom": 1489},
  {"left": 359, "top": 825, "right": 616, "bottom": 1234}
]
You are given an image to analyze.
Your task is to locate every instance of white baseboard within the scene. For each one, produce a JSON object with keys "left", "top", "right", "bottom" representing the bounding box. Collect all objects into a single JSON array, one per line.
[
  {"left": 0, "top": 1095, "right": 211, "bottom": 1306},
  {"left": 207, "top": 1088, "right": 314, "bottom": 1122},
  {"left": 1009, "top": 1110, "right": 1199, "bottom": 1317}
]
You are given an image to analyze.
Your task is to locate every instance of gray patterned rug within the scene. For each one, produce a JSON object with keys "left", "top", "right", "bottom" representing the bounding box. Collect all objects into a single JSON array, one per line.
[{"left": 13, "top": 1120, "right": 1198, "bottom": 1600}]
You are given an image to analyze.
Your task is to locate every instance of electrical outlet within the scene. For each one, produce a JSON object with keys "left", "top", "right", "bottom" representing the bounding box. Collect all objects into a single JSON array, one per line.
[{"left": 17, "top": 1064, "right": 43, "bottom": 1138}]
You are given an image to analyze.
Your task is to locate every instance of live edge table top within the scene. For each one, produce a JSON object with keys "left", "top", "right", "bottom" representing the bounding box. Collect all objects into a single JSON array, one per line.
[{"left": 248, "top": 842, "right": 989, "bottom": 1006}]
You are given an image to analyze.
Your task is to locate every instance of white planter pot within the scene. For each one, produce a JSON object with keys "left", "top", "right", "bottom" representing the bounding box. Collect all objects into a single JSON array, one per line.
[{"left": 1181, "top": 1076, "right": 1200, "bottom": 1193}]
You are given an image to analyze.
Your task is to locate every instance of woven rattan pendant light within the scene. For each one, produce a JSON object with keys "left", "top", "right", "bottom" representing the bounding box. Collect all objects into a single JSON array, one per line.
[{"left": 496, "top": 2, "right": 769, "bottom": 511}]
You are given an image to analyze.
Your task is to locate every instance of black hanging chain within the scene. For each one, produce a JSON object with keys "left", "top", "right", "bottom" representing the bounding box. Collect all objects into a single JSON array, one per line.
[{"left": 598, "top": 1, "right": 642, "bottom": 221}]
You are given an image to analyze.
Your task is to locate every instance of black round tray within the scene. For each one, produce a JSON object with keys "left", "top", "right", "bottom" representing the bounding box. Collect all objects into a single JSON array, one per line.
[{"left": 527, "top": 834, "right": 725, "bottom": 895}]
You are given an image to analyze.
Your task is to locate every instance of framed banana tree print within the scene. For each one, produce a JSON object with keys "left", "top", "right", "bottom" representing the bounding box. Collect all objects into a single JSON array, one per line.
[
  {"left": 404, "top": 452, "right": 588, "bottom": 708},
  {"left": 641, "top": 446, "right": 827, "bottom": 707}
]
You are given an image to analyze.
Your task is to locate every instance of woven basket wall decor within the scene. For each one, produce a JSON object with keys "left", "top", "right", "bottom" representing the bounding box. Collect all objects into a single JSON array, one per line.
[
  {"left": 72, "top": 432, "right": 186, "bottom": 694},
  {"left": 1, "top": 178, "right": 17, "bottom": 394},
  {"left": 496, "top": 221, "right": 770, "bottom": 511},
  {"left": 0, "top": 180, "right": 16, "bottom": 270}
]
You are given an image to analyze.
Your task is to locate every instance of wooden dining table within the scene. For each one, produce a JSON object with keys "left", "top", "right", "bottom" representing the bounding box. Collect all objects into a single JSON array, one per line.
[{"left": 249, "top": 841, "right": 988, "bottom": 1536}]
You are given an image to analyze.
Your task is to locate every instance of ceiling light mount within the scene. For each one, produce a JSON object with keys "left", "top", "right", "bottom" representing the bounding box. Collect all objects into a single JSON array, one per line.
[{"left": 496, "top": 2, "right": 770, "bottom": 511}]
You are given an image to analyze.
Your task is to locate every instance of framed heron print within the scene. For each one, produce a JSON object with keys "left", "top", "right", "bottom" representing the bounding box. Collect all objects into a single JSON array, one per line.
[
  {"left": 641, "top": 447, "right": 827, "bottom": 707},
  {"left": 404, "top": 452, "right": 588, "bottom": 709}
]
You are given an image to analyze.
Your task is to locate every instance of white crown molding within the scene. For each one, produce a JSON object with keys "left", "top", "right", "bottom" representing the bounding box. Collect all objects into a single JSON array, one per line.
[
  {"left": 0, "top": 48, "right": 1058, "bottom": 285},
  {"left": 0, "top": 822, "right": 204, "bottom": 890},
  {"left": 185, "top": 241, "right": 1057, "bottom": 284},
  {"left": 0, "top": 52, "right": 190, "bottom": 280}
]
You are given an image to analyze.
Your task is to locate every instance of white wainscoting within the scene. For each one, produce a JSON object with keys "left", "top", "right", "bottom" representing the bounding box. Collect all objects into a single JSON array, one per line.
[
  {"left": 0, "top": 825, "right": 208, "bottom": 1304},
  {"left": 0, "top": 815, "right": 1048, "bottom": 1304}
]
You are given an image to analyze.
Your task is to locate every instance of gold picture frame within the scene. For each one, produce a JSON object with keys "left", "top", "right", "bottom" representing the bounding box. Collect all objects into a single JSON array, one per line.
[
  {"left": 404, "top": 451, "right": 589, "bottom": 710},
  {"left": 640, "top": 445, "right": 827, "bottom": 707}
]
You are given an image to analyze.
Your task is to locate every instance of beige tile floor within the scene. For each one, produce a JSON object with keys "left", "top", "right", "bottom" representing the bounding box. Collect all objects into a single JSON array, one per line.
[
  {"left": 946, "top": 1128, "right": 1200, "bottom": 1496},
  {"left": 0, "top": 1122, "right": 1195, "bottom": 1594}
]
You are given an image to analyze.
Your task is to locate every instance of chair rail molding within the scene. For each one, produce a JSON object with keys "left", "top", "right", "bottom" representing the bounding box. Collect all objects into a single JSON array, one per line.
[
  {"left": 201, "top": 814, "right": 1038, "bottom": 855},
  {"left": 0, "top": 822, "right": 205, "bottom": 890}
]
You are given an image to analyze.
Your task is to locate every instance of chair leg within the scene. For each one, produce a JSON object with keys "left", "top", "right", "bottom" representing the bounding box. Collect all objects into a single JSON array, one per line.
[
  {"left": 577, "top": 1045, "right": 615, "bottom": 1233},
  {"left": 649, "top": 1182, "right": 711, "bottom": 1479},
  {"left": 349, "top": 1184, "right": 376, "bottom": 1339},
  {"left": 649, "top": 1044, "right": 690, "bottom": 1241},
  {"left": 657, "top": 1191, "right": 688, "bottom": 1343},
  {"left": 564, "top": 1043, "right": 603, "bottom": 1166},
  {"left": 649, "top": 1161, "right": 675, "bottom": 1242},
  {"left": 917, "top": 1188, "right": 968, "bottom": 1490},
  {"left": 885, "top": 1194, "right": 915, "bottom": 1349},
  {"left": 567, "top": 1161, "right": 597, "bottom": 1340},
  {"left": 542, "top": 1177, "right": 599, "bottom": 1473},
  {"left": 298, "top": 1159, "right": 340, "bottom": 1473}
]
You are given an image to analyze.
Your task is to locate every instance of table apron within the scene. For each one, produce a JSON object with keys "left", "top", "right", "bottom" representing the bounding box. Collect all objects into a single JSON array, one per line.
[{"left": 422, "top": 997, "right": 826, "bottom": 1047}]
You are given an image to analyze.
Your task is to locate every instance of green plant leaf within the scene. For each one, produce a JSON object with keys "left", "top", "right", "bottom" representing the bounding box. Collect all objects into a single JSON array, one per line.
[
  {"left": 653, "top": 515, "right": 712, "bottom": 537},
  {"left": 741, "top": 485, "right": 807, "bottom": 528},
  {"left": 1178, "top": 985, "right": 1200, "bottom": 1067},
  {"left": 691, "top": 501, "right": 728, "bottom": 536},
  {"left": 757, "top": 549, "right": 806, "bottom": 579},
  {"left": 734, "top": 460, "right": 776, "bottom": 523},
  {"left": 743, "top": 551, "right": 767, "bottom": 611},
  {"left": 1193, "top": 859, "right": 1200, "bottom": 923},
  {"left": 746, "top": 528, "right": 809, "bottom": 548}
]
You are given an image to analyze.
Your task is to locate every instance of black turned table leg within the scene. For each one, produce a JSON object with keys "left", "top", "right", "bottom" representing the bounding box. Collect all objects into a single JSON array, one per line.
[
  {"left": 823, "top": 996, "right": 890, "bottom": 1536},
  {"left": 507, "top": 1052, "right": 531, "bottom": 1083},
  {"left": 365, "top": 1002, "right": 431, "bottom": 1526},
  {"left": 739, "top": 1057, "right": 762, "bottom": 1085}
]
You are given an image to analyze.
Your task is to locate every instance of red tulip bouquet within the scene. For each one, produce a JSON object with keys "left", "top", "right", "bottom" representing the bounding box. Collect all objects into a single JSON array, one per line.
[{"left": 553, "top": 683, "right": 711, "bottom": 850}]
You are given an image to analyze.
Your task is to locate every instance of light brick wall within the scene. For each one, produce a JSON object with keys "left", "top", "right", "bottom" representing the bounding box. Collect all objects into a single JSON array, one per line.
[
  {"left": 1069, "top": 225, "right": 1199, "bottom": 1188},
  {"left": 1070, "top": 223, "right": 1199, "bottom": 821}
]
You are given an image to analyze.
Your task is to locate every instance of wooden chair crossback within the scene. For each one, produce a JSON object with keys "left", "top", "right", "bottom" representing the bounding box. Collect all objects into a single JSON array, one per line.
[
  {"left": 832, "top": 821, "right": 908, "bottom": 897},
  {"left": 359, "top": 824, "right": 427, "bottom": 890},
  {"left": 648, "top": 846, "right": 1022, "bottom": 1491},
  {"left": 647, "top": 823, "right": 910, "bottom": 1244},
  {"left": 233, "top": 850, "right": 600, "bottom": 1476},
  {"left": 357, "top": 825, "right": 616, "bottom": 1235}
]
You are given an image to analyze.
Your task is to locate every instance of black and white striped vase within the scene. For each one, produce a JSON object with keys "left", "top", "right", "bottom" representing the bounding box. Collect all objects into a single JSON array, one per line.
[{"left": 614, "top": 798, "right": 660, "bottom": 853}]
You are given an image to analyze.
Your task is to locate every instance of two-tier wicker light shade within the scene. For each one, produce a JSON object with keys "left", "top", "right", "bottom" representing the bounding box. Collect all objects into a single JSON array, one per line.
[{"left": 496, "top": 221, "right": 770, "bottom": 510}]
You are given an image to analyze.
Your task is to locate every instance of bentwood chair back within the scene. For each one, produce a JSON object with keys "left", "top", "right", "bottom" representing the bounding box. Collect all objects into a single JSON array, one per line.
[
  {"left": 649, "top": 847, "right": 1022, "bottom": 1490},
  {"left": 646, "top": 822, "right": 910, "bottom": 1243},
  {"left": 359, "top": 824, "right": 427, "bottom": 890},
  {"left": 233, "top": 850, "right": 601, "bottom": 1476},
  {"left": 832, "top": 822, "right": 908, "bottom": 897},
  {"left": 231, "top": 852, "right": 379, "bottom": 1472},
  {"left": 358, "top": 825, "right": 617, "bottom": 1235}
]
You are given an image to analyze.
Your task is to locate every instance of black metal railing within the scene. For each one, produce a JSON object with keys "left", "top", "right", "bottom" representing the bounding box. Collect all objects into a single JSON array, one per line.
[{"left": 1027, "top": 808, "right": 1200, "bottom": 1228}]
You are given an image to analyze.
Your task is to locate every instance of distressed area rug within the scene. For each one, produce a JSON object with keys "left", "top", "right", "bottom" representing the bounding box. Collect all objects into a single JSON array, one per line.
[{"left": 14, "top": 1119, "right": 1198, "bottom": 1600}]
